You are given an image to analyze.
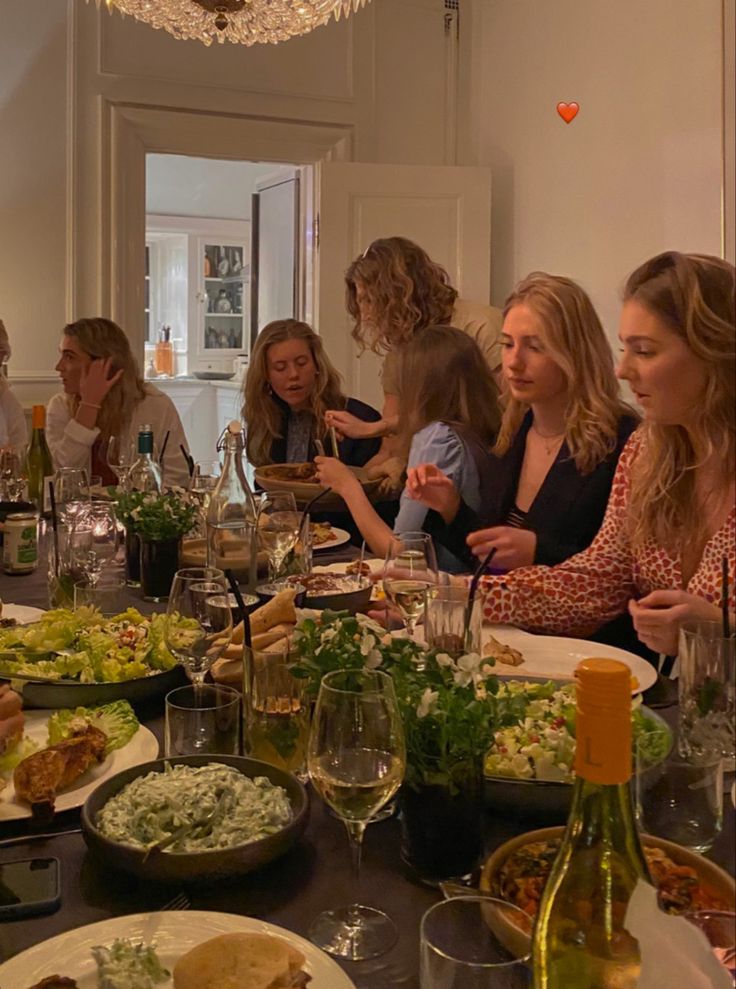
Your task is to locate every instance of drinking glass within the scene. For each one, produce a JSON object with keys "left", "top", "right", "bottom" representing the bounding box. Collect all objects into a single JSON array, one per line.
[
  {"left": 243, "top": 641, "right": 309, "bottom": 781},
  {"left": 165, "top": 683, "right": 241, "bottom": 756},
  {"left": 0, "top": 447, "right": 27, "bottom": 501},
  {"left": 258, "top": 491, "right": 301, "bottom": 582},
  {"left": 73, "top": 579, "right": 125, "bottom": 615},
  {"left": 106, "top": 435, "right": 136, "bottom": 488},
  {"left": 635, "top": 732, "right": 723, "bottom": 853},
  {"left": 383, "top": 531, "right": 440, "bottom": 639},
  {"left": 307, "top": 669, "right": 406, "bottom": 960},
  {"left": 54, "top": 467, "right": 90, "bottom": 524},
  {"left": 165, "top": 567, "right": 233, "bottom": 686},
  {"left": 678, "top": 620, "right": 735, "bottom": 771},
  {"left": 47, "top": 522, "right": 93, "bottom": 608},
  {"left": 188, "top": 460, "right": 221, "bottom": 536},
  {"left": 420, "top": 895, "right": 532, "bottom": 988},
  {"left": 425, "top": 584, "right": 483, "bottom": 657},
  {"left": 69, "top": 503, "right": 120, "bottom": 586}
]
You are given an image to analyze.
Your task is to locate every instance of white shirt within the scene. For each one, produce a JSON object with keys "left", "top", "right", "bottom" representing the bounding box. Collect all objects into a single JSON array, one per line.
[
  {"left": 46, "top": 384, "right": 191, "bottom": 489},
  {"left": 0, "top": 377, "right": 28, "bottom": 449}
]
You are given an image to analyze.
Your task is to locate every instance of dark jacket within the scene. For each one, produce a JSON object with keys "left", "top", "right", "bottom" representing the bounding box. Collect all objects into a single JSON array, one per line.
[
  {"left": 268, "top": 396, "right": 381, "bottom": 468},
  {"left": 426, "top": 412, "right": 639, "bottom": 570}
]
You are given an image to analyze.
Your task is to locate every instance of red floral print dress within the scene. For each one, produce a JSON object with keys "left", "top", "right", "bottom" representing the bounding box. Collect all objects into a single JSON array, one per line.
[{"left": 478, "top": 431, "right": 736, "bottom": 635}]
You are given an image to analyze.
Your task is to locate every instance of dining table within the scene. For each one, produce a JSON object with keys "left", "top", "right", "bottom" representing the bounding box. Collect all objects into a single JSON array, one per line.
[{"left": 0, "top": 535, "right": 734, "bottom": 988}]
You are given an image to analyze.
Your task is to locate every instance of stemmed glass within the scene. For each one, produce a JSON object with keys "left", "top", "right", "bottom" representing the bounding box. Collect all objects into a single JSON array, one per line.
[
  {"left": 106, "top": 435, "right": 136, "bottom": 488},
  {"left": 54, "top": 467, "right": 90, "bottom": 524},
  {"left": 165, "top": 567, "right": 233, "bottom": 687},
  {"left": 382, "top": 531, "right": 440, "bottom": 639},
  {"left": 188, "top": 460, "right": 221, "bottom": 538},
  {"left": 0, "top": 447, "right": 27, "bottom": 501},
  {"left": 258, "top": 490, "right": 301, "bottom": 582},
  {"left": 307, "top": 669, "right": 406, "bottom": 960},
  {"left": 69, "top": 504, "right": 120, "bottom": 587}
]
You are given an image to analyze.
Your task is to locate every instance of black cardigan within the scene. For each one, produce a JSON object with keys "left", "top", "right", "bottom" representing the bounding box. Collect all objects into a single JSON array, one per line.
[
  {"left": 425, "top": 412, "right": 639, "bottom": 570},
  {"left": 268, "top": 396, "right": 381, "bottom": 468}
]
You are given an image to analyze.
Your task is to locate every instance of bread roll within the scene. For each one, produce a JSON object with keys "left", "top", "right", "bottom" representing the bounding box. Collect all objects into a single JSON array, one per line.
[
  {"left": 250, "top": 590, "right": 298, "bottom": 637},
  {"left": 173, "top": 932, "right": 308, "bottom": 989}
]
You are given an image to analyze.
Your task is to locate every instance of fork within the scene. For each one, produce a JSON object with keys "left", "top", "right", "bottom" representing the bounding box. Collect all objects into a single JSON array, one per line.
[{"left": 159, "top": 891, "right": 190, "bottom": 912}]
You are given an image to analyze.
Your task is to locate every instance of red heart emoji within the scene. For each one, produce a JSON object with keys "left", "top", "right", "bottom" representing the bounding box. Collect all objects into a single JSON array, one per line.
[{"left": 556, "top": 101, "right": 580, "bottom": 124}]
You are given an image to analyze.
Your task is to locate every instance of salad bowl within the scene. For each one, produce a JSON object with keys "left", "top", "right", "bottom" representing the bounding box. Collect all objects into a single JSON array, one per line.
[{"left": 81, "top": 754, "right": 309, "bottom": 883}]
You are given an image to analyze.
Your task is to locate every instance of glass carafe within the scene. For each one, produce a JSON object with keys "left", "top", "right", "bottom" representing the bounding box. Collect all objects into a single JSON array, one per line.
[{"left": 206, "top": 420, "right": 258, "bottom": 590}]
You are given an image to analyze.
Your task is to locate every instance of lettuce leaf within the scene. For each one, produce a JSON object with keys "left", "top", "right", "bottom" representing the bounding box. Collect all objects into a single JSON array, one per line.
[
  {"left": 0, "top": 735, "right": 39, "bottom": 773},
  {"left": 47, "top": 700, "right": 140, "bottom": 754}
]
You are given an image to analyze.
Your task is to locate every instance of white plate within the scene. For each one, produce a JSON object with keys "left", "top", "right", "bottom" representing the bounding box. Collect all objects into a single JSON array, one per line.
[
  {"left": 312, "top": 526, "right": 351, "bottom": 552},
  {"left": 486, "top": 625, "right": 657, "bottom": 694},
  {"left": 0, "top": 603, "right": 45, "bottom": 625},
  {"left": 313, "top": 558, "right": 384, "bottom": 576},
  {"left": 0, "top": 910, "right": 358, "bottom": 987},
  {"left": 0, "top": 711, "right": 159, "bottom": 821}
]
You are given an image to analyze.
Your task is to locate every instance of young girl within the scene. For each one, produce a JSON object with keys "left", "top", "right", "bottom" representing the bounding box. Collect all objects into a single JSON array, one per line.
[{"left": 315, "top": 325, "right": 501, "bottom": 572}]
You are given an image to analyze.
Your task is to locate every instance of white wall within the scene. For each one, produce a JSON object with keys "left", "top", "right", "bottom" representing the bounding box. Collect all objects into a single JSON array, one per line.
[{"left": 466, "top": 0, "right": 728, "bottom": 344}]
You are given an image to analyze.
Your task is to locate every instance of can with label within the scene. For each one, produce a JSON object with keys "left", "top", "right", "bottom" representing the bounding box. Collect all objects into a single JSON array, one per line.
[{"left": 2, "top": 512, "right": 39, "bottom": 575}]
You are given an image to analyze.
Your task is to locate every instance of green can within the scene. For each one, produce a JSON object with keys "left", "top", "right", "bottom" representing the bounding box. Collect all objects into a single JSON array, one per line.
[{"left": 2, "top": 512, "right": 39, "bottom": 574}]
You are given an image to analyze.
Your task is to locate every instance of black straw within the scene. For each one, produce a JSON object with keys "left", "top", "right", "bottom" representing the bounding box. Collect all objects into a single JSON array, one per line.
[
  {"left": 225, "top": 568, "right": 252, "bottom": 650},
  {"left": 302, "top": 486, "right": 332, "bottom": 517},
  {"left": 47, "top": 480, "right": 60, "bottom": 577},
  {"left": 464, "top": 547, "right": 498, "bottom": 650},
  {"left": 159, "top": 430, "right": 170, "bottom": 466},
  {"left": 180, "top": 445, "right": 194, "bottom": 478},
  {"left": 722, "top": 556, "right": 731, "bottom": 638}
]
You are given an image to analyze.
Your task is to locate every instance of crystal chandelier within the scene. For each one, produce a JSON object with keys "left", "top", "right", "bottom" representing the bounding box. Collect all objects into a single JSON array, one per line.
[{"left": 90, "top": 0, "right": 371, "bottom": 47}]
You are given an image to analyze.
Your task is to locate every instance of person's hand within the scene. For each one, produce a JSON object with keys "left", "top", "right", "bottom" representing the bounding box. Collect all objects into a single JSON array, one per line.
[
  {"left": 366, "top": 456, "right": 405, "bottom": 498},
  {"left": 628, "top": 590, "right": 721, "bottom": 655},
  {"left": 324, "top": 409, "right": 376, "bottom": 440},
  {"left": 79, "top": 358, "right": 124, "bottom": 407},
  {"left": 466, "top": 526, "right": 538, "bottom": 570},
  {"left": 0, "top": 683, "right": 24, "bottom": 751},
  {"left": 405, "top": 464, "right": 460, "bottom": 522},
  {"left": 314, "top": 456, "right": 361, "bottom": 497}
]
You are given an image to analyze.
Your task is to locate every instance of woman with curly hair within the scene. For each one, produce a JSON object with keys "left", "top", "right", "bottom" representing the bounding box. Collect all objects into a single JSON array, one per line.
[
  {"left": 462, "top": 252, "right": 735, "bottom": 657},
  {"left": 47, "top": 317, "right": 191, "bottom": 488},
  {"left": 324, "top": 237, "right": 504, "bottom": 474},
  {"left": 242, "top": 319, "right": 380, "bottom": 468},
  {"left": 407, "top": 272, "right": 638, "bottom": 572}
]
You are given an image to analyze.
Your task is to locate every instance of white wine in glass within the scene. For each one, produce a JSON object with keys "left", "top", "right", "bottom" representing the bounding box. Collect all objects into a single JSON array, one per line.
[
  {"left": 383, "top": 532, "right": 439, "bottom": 639},
  {"left": 308, "top": 669, "right": 406, "bottom": 961}
]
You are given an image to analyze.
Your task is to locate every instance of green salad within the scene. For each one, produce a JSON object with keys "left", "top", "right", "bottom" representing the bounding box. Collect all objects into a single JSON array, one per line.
[
  {"left": 0, "top": 607, "right": 196, "bottom": 683},
  {"left": 92, "top": 939, "right": 169, "bottom": 989},
  {"left": 485, "top": 680, "right": 671, "bottom": 782}
]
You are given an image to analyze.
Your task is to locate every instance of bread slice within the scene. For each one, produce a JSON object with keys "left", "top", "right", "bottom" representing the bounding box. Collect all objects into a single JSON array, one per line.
[{"left": 173, "top": 932, "right": 309, "bottom": 989}]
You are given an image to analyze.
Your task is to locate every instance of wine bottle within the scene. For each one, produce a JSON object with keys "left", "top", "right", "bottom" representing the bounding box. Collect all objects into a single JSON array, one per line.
[
  {"left": 532, "top": 658, "right": 651, "bottom": 989},
  {"left": 126, "top": 425, "right": 162, "bottom": 494},
  {"left": 206, "top": 420, "right": 258, "bottom": 590},
  {"left": 26, "top": 405, "right": 54, "bottom": 516}
]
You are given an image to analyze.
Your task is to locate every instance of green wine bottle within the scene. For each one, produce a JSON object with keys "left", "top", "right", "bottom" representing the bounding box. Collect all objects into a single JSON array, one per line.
[
  {"left": 26, "top": 404, "right": 54, "bottom": 517},
  {"left": 532, "top": 658, "right": 651, "bottom": 989}
]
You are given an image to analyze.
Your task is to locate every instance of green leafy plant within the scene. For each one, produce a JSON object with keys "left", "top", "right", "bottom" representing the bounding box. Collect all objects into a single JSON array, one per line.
[
  {"left": 113, "top": 489, "right": 197, "bottom": 542},
  {"left": 291, "top": 611, "right": 518, "bottom": 793}
]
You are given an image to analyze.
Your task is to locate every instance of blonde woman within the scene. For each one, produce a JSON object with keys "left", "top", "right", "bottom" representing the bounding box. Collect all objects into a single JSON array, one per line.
[
  {"left": 471, "top": 253, "right": 735, "bottom": 656},
  {"left": 325, "top": 237, "right": 504, "bottom": 478},
  {"left": 47, "top": 317, "right": 190, "bottom": 488},
  {"left": 316, "top": 325, "right": 501, "bottom": 572},
  {"left": 242, "top": 319, "right": 380, "bottom": 468},
  {"left": 407, "top": 273, "right": 638, "bottom": 571},
  {"left": 0, "top": 319, "right": 28, "bottom": 450}
]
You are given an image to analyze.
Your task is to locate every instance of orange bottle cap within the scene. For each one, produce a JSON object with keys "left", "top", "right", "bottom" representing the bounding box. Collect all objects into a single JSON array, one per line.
[
  {"left": 31, "top": 404, "right": 46, "bottom": 429},
  {"left": 574, "top": 658, "right": 632, "bottom": 785}
]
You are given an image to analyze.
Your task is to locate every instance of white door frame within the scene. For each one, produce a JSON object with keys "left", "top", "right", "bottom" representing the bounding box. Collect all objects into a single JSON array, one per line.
[{"left": 90, "top": 100, "right": 352, "bottom": 363}]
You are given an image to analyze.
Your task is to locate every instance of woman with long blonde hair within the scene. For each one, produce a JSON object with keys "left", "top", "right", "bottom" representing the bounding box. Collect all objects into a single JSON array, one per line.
[
  {"left": 47, "top": 317, "right": 191, "bottom": 487},
  {"left": 316, "top": 325, "right": 501, "bottom": 571},
  {"left": 242, "top": 319, "right": 380, "bottom": 468},
  {"left": 408, "top": 272, "right": 638, "bottom": 572},
  {"left": 464, "top": 252, "right": 734, "bottom": 657}
]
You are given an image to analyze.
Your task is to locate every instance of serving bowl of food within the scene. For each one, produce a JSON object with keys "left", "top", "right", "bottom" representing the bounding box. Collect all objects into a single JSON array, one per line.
[
  {"left": 483, "top": 680, "right": 672, "bottom": 822},
  {"left": 254, "top": 462, "right": 382, "bottom": 510},
  {"left": 81, "top": 754, "right": 309, "bottom": 882},
  {"left": 257, "top": 573, "right": 373, "bottom": 616},
  {"left": 480, "top": 826, "right": 736, "bottom": 957}
]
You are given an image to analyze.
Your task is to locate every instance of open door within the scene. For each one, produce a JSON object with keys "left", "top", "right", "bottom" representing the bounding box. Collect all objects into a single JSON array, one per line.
[
  {"left": 314, "top": 161, "right": 493, "bottom": 410},
  {"left": 251, "top": 171, "right": 301, "bottom": 342}
]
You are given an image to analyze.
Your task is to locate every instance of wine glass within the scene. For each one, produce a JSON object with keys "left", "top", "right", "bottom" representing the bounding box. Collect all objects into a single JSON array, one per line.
[
  {"left": 69, "top": 504, "right": 120, "bottom": 587},
  {"left": 54, "top": 467, "right": 90, "bottom": 524},
  {"left": 307, "top": 669, "right": 406, "bottom": 960},
  {"left": 188, "top": 460, "right": 221, "bottom": 537},
  {"left": 0, "top": 447, "right": 27, "bottom": 501},
  {"left": 382, "top": 531, "right": 440, "bottom": 639},
  {"left": 165, "top": 567, "right": 233, "bottom": 687},
  {"left": 106, "top": 435, "right": 136, "bottom": 488},
  {"left": 258, "top": 490, "right": 301, "bottom": 582}
]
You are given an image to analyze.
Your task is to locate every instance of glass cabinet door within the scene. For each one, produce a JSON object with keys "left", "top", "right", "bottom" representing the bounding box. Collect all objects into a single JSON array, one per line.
[{"left": 200, "top": 240, "right": 249, "bottom": 358}]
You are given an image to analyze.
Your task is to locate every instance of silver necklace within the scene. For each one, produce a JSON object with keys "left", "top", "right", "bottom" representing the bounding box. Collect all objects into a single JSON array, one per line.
[{"left": 531, "top": 423, "right": 566, "bottom": 456}]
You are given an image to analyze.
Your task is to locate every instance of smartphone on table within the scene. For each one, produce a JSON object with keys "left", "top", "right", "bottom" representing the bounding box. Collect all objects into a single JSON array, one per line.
[{"left": 0, "top": 857, "right": 61, "bottom": 920}]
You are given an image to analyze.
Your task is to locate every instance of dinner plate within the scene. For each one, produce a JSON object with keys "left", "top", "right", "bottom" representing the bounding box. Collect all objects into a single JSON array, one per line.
[
  {"left": 312, "top": 526, "right": 351, "bottom": 551},
  {"left": 0, "top": 603, "right": 45, "bottom": 625},
  {"left": 0, "top": 910, "right": 358, "bottom": 987},
  {"left": 313, "top": 558, "right": 384, "bottom": 575},
  {"left": 485, "top": 626, "right": 657, "bottom": 694},
  {"left": 0, "top": 710, "right": 159, "bottom": 821}
]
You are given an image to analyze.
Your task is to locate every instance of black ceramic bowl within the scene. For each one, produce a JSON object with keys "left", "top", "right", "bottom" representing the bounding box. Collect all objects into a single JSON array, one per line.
[
  {"left": 257, "top": 574, "right": 372, "bottom": 615},
  {"left": 81, "top": 754, "right": 309, "bottom": 883},
  {"left": 16, "top": 664, "right": 187, "bottom": 711}
]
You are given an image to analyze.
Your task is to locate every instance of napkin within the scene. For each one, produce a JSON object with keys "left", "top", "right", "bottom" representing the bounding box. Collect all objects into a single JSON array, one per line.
[{"left": 625, "top": 880, "right": 733, "bottom": 989}]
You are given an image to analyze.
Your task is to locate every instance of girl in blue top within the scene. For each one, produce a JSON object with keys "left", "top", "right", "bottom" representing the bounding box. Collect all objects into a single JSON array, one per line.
[{"left": 315, "top": 325, "right": 501, "bottom": 572}]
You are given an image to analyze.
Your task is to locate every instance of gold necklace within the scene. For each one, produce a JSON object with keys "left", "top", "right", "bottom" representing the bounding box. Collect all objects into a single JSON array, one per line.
[{"left": 531, "top": 423, "right": 566, "bottom": 456}]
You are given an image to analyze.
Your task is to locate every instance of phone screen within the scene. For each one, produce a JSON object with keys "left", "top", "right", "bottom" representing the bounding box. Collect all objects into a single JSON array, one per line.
[{"left": 0, "top": 858, "right": 59, "bottom": 908}]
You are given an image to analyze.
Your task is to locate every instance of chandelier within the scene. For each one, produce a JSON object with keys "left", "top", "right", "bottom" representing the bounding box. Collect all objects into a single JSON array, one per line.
[{"left": 90, "top": 0, "right": 371, "bottom": 47}]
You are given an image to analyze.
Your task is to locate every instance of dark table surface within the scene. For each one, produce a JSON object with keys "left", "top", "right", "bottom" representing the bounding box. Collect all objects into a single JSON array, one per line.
[{"left": 1, "top": 544, "right": 734, "bottom": 986}]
